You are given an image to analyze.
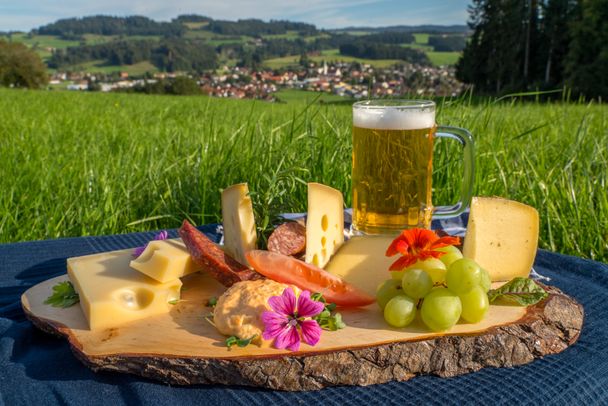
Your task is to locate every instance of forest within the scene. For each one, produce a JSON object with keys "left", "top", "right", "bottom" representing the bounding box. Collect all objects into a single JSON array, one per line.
[{"left": 456, "top": 0, "right": 608, "bottom": 98}]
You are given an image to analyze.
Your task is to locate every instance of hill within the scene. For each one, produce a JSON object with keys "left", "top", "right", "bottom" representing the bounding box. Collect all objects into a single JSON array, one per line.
[{"left": 1, "top": 15, "right": 466, "bottom": 74}]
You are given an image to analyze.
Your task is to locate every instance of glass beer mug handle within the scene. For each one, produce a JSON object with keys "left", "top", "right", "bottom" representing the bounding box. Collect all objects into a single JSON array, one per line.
[{"left": 433, "top": 126, "right": 475, "bottom": 219}]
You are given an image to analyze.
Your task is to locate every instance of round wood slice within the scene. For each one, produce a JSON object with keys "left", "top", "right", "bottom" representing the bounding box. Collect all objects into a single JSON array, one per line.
[{"left": 21, "top": 250, "right": 583, "bottom": 391}]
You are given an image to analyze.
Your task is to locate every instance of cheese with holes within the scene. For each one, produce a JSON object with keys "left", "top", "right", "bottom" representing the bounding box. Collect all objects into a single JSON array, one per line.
[
  {"left": 130, "top": 239, "right": 199, "bottom": 283},
  {"left": 305, "top": 183, "right": 344, "bottom": 268},
  {"left": 463, "top": 196, "right": 539, "bottom": 281},
  {"left": 325, "top": 235, "right": 395, "bottom": 296},
  {"left": 68, "top": 250, "right": 182, "bottom": 330},
  {"left": 221, "top": 183, "right": 257, "bottom": 267}
]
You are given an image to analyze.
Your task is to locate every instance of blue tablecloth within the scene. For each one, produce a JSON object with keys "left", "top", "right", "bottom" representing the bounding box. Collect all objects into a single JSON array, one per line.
[{"left": 1, "top": 223, "right": 607, "bottom": 405}]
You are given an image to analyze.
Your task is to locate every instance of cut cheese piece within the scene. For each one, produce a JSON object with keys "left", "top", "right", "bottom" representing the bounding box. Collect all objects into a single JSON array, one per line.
[
  {"left": 305, "top": 182, "right": 345, "bottom": 268},
  {"left": 221, "top": 183, "right": 257, "bottom": 267},
  {"left": 324, "top": 235, "right": 395, "bottom": 297},
  {"left": 68, "top": 250, "right": 182, "bottom": 331},
  {"left": 463, "top": 196, "right": 539, "bottom": 282},
  {"left": 130, "top": 239, "right": 199, "bottom": 283}
]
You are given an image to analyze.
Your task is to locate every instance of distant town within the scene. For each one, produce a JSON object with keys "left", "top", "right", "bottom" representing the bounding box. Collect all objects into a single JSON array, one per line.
[{"left": 49, "top": 60, "right": 464, "bottom": 101}]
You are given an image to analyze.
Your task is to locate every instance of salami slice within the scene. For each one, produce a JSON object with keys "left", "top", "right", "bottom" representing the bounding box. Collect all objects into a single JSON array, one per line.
[
  {"left": 267, "top": 222, "right": 306, "bottom": 257},
  {"left": 179, "top": 220, "right": 263, "bottom": 287}
]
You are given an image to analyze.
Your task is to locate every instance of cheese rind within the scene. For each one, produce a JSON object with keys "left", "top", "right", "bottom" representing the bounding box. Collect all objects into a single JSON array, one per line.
[
  {"left": 130, "top": 239, "right": 199, "bottom": 283},
  {"left": 221, "top": 183, "right": 257, "bottom": 267},
  {"left": 324, "top": 235, "right": 395, "bottom": 296},
  {"left": 463, "top": 196, "right": 539, "bottom": 281},
  {"left": 305, "top": 183, "right": 345, "bottom": 268},
  {"left": 68, "top": 250, "right": 182, "bottom": 331}
]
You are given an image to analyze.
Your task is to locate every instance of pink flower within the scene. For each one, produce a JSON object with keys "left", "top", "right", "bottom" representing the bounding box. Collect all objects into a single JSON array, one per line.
[
  {"left": 261, "top": 288, "right": 324, "bottom": 352},
  {"left": 132, "top": 230, "right": 168, "bottom": 257}
]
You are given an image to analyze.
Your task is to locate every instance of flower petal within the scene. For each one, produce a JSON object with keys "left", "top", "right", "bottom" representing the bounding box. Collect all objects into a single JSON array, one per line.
[
  {"left": 389, "top": 255, "right": 417, "bottom": 271},
  {"left": 431, "top": 235, "right": 461, "bottom": 250},
  {"left": 273, "top": 324, "right": 300, "bottom": 351},
  {"left": 155, "top": 230, "right": 169, "bottom": 241},
  {"left": 386, "top": 232, "right": 410, "bottom": 256},
  {"left": 268, "top": 287, "right": 297, "bottom": 316},
  {"left": 299, "top": 319, "right": 322, "bottom": 347},
  {"left": 297, "top": 291, "right": 325, "bottom": 318},
  {"left": 261, "top": 311, "right": 288, "bottom": 340}
]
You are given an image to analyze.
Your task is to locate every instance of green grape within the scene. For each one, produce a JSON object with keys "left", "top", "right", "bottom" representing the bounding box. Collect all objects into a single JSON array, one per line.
[
  {"left": 436, "top": 245, "right": 464, "bottom": 268},
  {"left": 396, "top": 258, "right": 447, "bottom": 284},
  {"left": 376, "top": 279, "right": 403, "bottom": 309},
  {"left": 446, "top": 258, "right": 482, "bottom": 294},
  {"left": 401, "top": 268, "right": 433, "bottom": 299},
  {"left": 479, "top": 268, "right": 491, "bottom": 293},
  {"left": 420, "top": 288, "right": 462, "bottom": 332},
  {"left": 391, "top": 270, "right": 406, "bottom": 281},
  {"left": 383, "top": 295, "right": 416, "bottom": 328},
  {"left": 459, "top": 286, "right": 489, "bottom": 323}
]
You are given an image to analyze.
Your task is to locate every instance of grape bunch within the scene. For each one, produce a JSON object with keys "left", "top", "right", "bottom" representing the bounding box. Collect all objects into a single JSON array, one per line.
[{"left": 377, "top": 245, "right": 491, "bottom": 332}]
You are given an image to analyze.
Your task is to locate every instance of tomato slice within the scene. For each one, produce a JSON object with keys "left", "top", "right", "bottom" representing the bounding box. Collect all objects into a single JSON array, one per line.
[{"left": 246, "top": 250, "right": 375, "bottom": 308}]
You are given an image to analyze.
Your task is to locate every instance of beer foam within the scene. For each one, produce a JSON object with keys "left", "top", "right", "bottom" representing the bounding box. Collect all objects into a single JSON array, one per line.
[{"left": 353, "top": 107, "right": 435, "bottom": 130}]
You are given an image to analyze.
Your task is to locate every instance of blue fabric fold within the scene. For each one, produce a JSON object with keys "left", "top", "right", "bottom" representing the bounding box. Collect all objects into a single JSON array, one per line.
[{"left": 1, "top": 219, "right": 606, "bottom": 405}]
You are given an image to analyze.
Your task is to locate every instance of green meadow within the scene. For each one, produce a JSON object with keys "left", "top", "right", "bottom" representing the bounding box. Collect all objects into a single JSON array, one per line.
[{"left": 0, "top": 89, "right": 605, "bottom": 263}]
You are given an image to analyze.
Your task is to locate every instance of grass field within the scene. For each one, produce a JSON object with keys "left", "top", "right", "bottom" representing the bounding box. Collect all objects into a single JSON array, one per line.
[
  {"left": 264, "top": 48, "right": 402, "bottom": 69},
  {"left": 0, "top": 89, "right": 606, "bottom": 263},
  {"left": 274, "top": 89, "right": 350, "bottom": 103}
]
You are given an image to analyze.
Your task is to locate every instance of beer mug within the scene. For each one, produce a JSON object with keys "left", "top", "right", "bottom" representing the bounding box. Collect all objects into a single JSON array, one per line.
[{"left": 351, "top": 100, "right": 474, "bottom": 234}]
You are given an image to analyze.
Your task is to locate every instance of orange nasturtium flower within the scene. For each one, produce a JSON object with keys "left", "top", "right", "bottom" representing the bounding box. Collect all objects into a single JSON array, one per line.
[{"left": 385, "top": 228, "right": 461, "bottom": 271}]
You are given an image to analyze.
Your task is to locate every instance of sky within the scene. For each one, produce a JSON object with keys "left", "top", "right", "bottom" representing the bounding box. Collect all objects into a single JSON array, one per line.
[{"left": 0, "top": 0, "right": 470, "bottom": 32}]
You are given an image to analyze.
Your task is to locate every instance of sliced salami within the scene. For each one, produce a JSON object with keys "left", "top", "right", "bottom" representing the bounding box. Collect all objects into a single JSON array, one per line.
[
  {"left": 267, "top": 222, "right": 306, "bottom": 257},
  {"left": 179, "top": 220, "right": 263, "bottom": 287}
]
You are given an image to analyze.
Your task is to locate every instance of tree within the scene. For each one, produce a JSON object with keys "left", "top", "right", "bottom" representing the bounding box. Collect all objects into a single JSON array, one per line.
[
  {"left": 565, "top": 0, "right": 608, "bottom": 99},
  {"left": 0, "top": 40, "right": 48, "bottom": 88},
  {"left": 169, "top": 76, "right": 201, "bottom": 95}
]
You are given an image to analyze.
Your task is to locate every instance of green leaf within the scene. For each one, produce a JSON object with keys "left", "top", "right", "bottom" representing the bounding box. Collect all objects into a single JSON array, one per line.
[
  {"left": 206, "top": 296, "right": 218, "bottom": 307},
  {"left": 225, "top": 335, "right": 257, "bottom": 348},
  {"left": 168, "top": 299, "right": 179, "bottom": 305},
  {"left": 44, "top": 281, "right": 79, "bottom": 308},
  {"left": 488, "top": 277, "right": 548, "bottom": 306},
  {"left": 225, "top": 336, "right": 238, "bottom": 347},
  {"left": 311, "top": 292, "right": 346, "bottom": 331}
]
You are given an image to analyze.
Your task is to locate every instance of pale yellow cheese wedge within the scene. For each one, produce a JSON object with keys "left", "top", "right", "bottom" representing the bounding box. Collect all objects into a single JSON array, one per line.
[
  {"left": 68, "top": 250, "right": 182, "bottom": 331},
  {"left": 325, "top": 235, "right": 395, "bottom": 297},
  {"left": 463, "top": 196, "right": 539, "bottom": 281},
  {"left": 221, "top": 183, "right": 257, "bottom": 267},
  {"left": 130, "top": 239, "right": 199, "bottom": 283},
  {"left": 305, "top": 182, "right": 345, "bottom": 268}
]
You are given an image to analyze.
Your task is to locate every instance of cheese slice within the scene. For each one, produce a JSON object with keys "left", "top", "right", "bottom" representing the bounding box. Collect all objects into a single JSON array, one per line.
[
  {"left": 68, "top": 250, "right": 182, "bottom": 331},
  {"left": 130, "top": 239, "right": 199, "bottom": 283},
  {"left": 305, "top": 182, "right": 345, "bottom": 268},
  {"left": 221, "top": 183, "right": 257, "bottom": 267},
  {"left": 325, "top": 235, "right": 395, "bottom": 296},
  {"left": 463, "top": 196, "right": 539, "bottom": 281}
]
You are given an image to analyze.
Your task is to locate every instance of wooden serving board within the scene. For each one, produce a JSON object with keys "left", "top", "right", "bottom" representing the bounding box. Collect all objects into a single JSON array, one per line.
[{"left": 21, "top": 248, "right": 584, "bottom": 391}]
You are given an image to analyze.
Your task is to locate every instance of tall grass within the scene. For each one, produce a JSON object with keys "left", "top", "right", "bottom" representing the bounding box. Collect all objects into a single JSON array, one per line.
[{"left": 0, "top": 89, "right": 606, "bottom": 263}]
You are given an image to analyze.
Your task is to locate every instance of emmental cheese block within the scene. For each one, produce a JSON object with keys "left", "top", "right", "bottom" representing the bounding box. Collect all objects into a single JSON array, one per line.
[
  {"left": 68, "top": 250, "right": 182, "bottom": 331},
  {"left": 305, "top": 183, "right": 345, "bottom": 268},
  {"left": 324, "top": 235, "right": 395, "bottom": 296},
  {"left": 130, "top": 239, "right": 199, "bottom": 283},
  {"left": 463, "top": 196, "right": 539, "bottom": 282},
  {"left": 221, "top": 183, "right": 257, "bottom": 267}
]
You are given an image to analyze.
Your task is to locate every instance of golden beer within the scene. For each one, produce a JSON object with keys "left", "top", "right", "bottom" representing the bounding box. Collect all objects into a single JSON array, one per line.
[
  {"left": 351, "top": 100, "right": 475, "bottom": 235},
  {"left": 352, "top": 126, "right": 435, "bottom": 233}
]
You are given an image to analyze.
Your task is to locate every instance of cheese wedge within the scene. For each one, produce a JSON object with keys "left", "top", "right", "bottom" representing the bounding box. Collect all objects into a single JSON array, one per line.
[
  {"left": 463, "top": 196, "right": 539, "bottom": 281},
  {"left": 68, "top": 250, "right": 182, "bottom": 331},
  {"left": 130, "top": 239, "right": 199, "bottom": 283},
  {"left": 325, "top": 235, "right": 395, "bottom": 297},
  {"left": 305, "top": 182, "right": 345, "bottom": 268},
  {"left": 221, "top": 183, "right": 257, "bottom": 267}
]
